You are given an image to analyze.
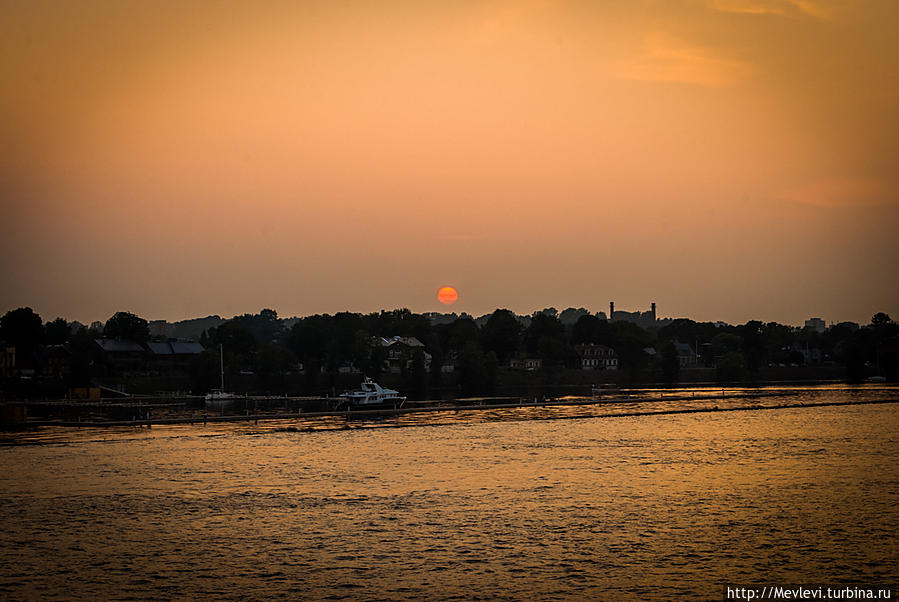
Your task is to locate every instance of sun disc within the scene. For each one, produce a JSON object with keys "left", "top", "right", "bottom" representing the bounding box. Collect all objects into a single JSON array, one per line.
[{"left": 437, "top": 286, "right": 459, "bottom": 305}]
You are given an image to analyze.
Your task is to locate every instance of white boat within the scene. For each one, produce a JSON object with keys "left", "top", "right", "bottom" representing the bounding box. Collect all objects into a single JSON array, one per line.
[
  {"left": 205, "top": 344, "right": 239, "bottom": 409},
  {"left": 340, "top": 378, "right": 406, "bottom": 408}
]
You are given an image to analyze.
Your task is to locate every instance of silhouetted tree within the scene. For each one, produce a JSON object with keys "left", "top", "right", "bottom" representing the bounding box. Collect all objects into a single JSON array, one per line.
[
  {"left": 525, "top": 312, "right": 567, "bottom": 377},
  {"left": 484, "top": 351, "right": 498, "bottom": 395},
  {"left": 351, "top": 330, "right": 375, "bottom": 375},
  {"left": 559, "top": 307, "right": 590, "bottom": 326},
  {"left": 480, "top": 309, "right": 520, "bottom": 365},
  {"left": 407, "top": 348, "right": 428, "bottom": 400},
  {"left": 44, "top": 318, "right": 70, "bottom": 345},
  {"left": 608, "top": 321, "right": 654, "bottom": 381},
  {"left": 68, "top": 329, "right": 96, "bottom": 387},
  {"left": 457, "top": 341, "right": 489, "bottom": 396},
  {"left": 206, "top": 321, "right": 256, "bottom": 377},
  {"left": 740, "top": 320, "right": 764, "bottom": 378},
  {"left": 787, "top": 350, "right": 806, "bottom": 366},
  {"left": 0, "top": 307, "right": 44, "bottom": 359},
  {"left": 525, "top": 312, "right": 565, "bottom": 355},
  {"left": 661, "top": 341, "right": 679, "bottom": 383},
  {"left": 717, "top": 352, "right": 746, "bottom": 383},
  {"left": 428, "top": 346, "right": 444, "bottom": 392},
  {"left": 870, "top": 313, "right": 899, "bottom": 380},
  {"left": 103, "top": 312, "right": 150, "bottom": 343},
  {"left": 658, "top": 319, "right": 719, "bottom": 347},
  {"left": 285, "top": 315, "right": 330, "bottom": 376},
  {"left": 761, "top": 322, "right": 795, "bottom": 365},
  {"left": 324, "top": 338, "right": 340, "bottom": 390},
  {"left": 326, "top": 312, "right": 363, "bottom": 366},
  {"left": 369, "top": 343, "right": 386, "bottom": 381},
  {"left": 871, "top": 312, "right": 892, "bottom": 328},
  {"left": 447, "top": 317, "right": 479, "bottom": 352},
  {"left": 370, "top": 308, "right": 432, "bottom": 342},
  {"left": 840, "top": 329, "right": 869, "bottom": 383},
  {"left": 190, "top": 348, "right": 223, "bottom": 393},
  {"left": 231, "top": 308, "right": 282, "bottom": 344},
  {"left": 711, "top": 332, "right": 742, "bottom": 358},
  {"left": 257, "top": 342, "right": 297, "bottom": 392},
  {"left": 571, "top": 314, "right": 611, "bottom": 345},
  {"left": 535, "top": 307, "right": 559, "bottom": 319}
]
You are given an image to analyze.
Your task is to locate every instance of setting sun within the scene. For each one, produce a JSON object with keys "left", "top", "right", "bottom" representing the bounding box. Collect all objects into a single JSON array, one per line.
[{"left": 437, "top": 286, "right": 459, "bottom": 306}]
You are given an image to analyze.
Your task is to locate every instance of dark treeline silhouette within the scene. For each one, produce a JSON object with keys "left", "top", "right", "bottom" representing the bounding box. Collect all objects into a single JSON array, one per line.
[{"left": 1, "top": 306, "right": 897, "bottom": 400}]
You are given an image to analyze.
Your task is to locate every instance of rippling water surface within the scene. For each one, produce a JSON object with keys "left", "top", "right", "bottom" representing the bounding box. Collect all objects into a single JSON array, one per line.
[{"left": 1, "top": 386, "right": 896, "bottom": 600}]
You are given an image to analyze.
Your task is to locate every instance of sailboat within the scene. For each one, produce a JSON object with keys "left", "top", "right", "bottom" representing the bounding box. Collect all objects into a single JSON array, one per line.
[{"left": 205, "top": 344, "right": 238, "bottom": 409}]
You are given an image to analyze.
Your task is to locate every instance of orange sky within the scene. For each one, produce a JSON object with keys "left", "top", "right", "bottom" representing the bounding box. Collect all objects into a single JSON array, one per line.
[{"left": 2, "top": 0, "right": 897, "bottom": 325}]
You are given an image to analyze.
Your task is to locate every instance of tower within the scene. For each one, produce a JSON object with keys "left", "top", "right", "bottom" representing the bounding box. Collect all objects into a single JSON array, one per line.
[
  {"left": 651, "top": 302, "right": 656, "bottom": 321},
  {"left": 609, "top": 301, "right": 615, "bottom": 320}
]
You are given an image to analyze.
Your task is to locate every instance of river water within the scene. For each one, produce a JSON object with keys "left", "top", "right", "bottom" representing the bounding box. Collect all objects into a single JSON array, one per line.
[{"left": 0, "top": 386, "right": 896, "bottom": 599}]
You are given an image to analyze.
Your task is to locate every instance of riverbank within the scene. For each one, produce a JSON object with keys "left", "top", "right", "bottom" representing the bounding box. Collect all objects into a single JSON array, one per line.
[{"left": 3, "top": 385, "right": 897, "bottom": 434}]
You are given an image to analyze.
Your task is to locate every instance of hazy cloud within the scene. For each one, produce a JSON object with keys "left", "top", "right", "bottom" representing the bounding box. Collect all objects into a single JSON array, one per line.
[
  {"left": 437, "top": 234, "right": 486, "bottom": 242},
  {"left": 613, "top": 34, "right": 753, "bottom": 86},
  {"left": 780, "top": 177, "right": 896, "bottom": 208},
  {"left": 708, "top": 0, "right": 833, "bottom": 19}
]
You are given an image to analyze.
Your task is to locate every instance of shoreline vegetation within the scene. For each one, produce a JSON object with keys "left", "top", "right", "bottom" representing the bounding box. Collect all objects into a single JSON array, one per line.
[{"left": 1, "top": 307, "right": 896, "bottom": 406}]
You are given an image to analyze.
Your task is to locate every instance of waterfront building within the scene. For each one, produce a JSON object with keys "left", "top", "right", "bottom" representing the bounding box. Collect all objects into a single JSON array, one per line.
[
  {"left": 509, "top": 357, "right": 542, "bottom": 371},
  {"left": 380, "top": 336, "right": 432, "bottom": 373},
  {"left": 94, "top": 339, "right": 146, "bottom": 376},
  {"left": 804, "top": 317, "right": 826, "bottom": 333},
  {"left": 40, "top": 344, "right": 72, "bottom": 379},
  {"left": 574, "top": 344, "right": 619, "bottom": 370},
  {"left": 146, "top": 341, "right": 205, "bottom": 375},
  {"left": 673, "top": 341, "right": 699, "bottom": 367},
  {"left": 609, "top": 301, "right": 658, "bottom": 328}
]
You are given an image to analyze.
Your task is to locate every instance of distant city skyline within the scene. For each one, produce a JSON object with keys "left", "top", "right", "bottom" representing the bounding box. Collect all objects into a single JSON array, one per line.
[{"left": 2, "top": 2, "right": 896, "bottom": 329}]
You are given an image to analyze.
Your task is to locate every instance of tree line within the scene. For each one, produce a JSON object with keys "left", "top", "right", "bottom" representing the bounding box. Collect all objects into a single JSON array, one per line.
[{"left": 1, "top": 306, "right": 897, "bottom": 399}]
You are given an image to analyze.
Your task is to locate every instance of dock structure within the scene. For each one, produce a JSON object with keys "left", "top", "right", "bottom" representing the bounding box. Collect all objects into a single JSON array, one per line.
[
  {"left": 6, "top": 397, "right": 899, "bottom": 429},
  {"left": 2, "top": 389, "right": 811, "bottom": 428}
]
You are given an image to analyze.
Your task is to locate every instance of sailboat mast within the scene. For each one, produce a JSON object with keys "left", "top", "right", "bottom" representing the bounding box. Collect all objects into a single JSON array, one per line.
[{"left": 219, "top": 343, "right": 225, "bottom": 390}]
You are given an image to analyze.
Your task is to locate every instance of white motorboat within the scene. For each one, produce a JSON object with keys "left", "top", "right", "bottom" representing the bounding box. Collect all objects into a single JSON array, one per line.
[{"left": 340, "top": 378, "right": 406, "bottom": 408}]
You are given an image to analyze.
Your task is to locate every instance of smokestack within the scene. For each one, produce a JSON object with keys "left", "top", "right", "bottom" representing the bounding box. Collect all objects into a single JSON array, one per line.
[
  {"left": 651, "top": 302, "right": 656, "bottom": 321},
  {"left": 610, "top": 301, "right": 614, "bottom": 319}
]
